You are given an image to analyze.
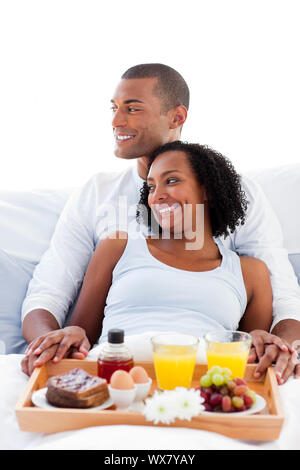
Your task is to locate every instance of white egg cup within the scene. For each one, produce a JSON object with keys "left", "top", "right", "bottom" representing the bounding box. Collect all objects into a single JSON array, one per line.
[
  {"left": 108, "top": 384, "right": 137, "bottom": 410},
  {"left": 134, "top": 378, "right": 152, "bottom": 402}
]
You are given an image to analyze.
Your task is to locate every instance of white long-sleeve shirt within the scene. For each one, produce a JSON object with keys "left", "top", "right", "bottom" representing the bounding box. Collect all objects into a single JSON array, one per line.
[{"left": 21, "top": 163, "right": 300, "bottom": 331}]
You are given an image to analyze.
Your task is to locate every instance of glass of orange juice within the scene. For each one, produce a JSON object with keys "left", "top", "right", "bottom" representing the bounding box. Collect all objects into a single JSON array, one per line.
[
  {"left": 151, "top": 334, "right": 199, "bottom": 390},
  {"left": 204, "top": 330, "right": 252, "bottom": 378}
]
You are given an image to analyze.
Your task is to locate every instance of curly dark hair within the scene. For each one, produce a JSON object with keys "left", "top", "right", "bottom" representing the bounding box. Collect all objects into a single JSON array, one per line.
[{"left": 136, "top": 141, "right": 248, "bottom": 238}]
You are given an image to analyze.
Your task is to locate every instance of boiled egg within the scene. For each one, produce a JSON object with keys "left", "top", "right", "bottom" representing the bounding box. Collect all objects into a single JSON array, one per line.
[
  {"left": 110, "top": 370, "right": 135, "bottom": 390},
  {"left": 129, "top": 366, "right": 149, "bottom": 384}
]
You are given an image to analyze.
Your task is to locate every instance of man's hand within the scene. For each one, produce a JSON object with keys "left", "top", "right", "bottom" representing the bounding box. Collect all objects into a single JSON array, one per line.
[
  {"left": 248, "top": 329, "right": 299, "bottom": 384},
  {"left": 21, "top": 326, "right": 91, "bottom": 376}
]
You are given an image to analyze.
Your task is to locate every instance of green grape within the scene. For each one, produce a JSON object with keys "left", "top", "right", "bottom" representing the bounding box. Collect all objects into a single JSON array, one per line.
[
  {"left": 200, "top": 374, "right": 213, "bottom": 388},
  {"left": 222, "top": 374, "right": 231, "bottom": 384},
  {"left": 212, "top": 373, "right": 224, "bottom": 386},
  {"left": 208, "top": 366, "right": 222, "bottom": 376},
  {"left": 221, "top": 368, "right": 232, "bottom": 377},
  {"left": 232, "top": 396, "right": 244, "bottom": 408}
]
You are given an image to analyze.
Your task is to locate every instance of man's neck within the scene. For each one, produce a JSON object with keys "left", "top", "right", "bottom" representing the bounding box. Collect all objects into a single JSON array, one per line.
[
  {"left": 136, "top": 133, "right": 182, "bottom": 180},
  {"left": 137, "top": 157, "right": 150, "bottom": 180}
]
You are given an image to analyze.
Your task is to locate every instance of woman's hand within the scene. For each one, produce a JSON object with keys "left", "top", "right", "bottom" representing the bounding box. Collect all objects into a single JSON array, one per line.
[
  {"left": 248, "top": 329, "right": 298, "bottom": 384},
  {"left": 21, "top": 327, "right": 91, "bottom": 376}
]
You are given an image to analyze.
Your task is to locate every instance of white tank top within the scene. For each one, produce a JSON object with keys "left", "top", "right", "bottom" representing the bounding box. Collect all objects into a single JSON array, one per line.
[{"left": 100, "top": 234, "right": 247, "bottom": 343}]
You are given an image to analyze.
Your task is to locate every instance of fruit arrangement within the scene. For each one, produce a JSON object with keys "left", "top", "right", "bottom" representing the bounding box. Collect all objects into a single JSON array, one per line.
[{"left": 199, "top": 366, "right": 256, "bottom": 413}]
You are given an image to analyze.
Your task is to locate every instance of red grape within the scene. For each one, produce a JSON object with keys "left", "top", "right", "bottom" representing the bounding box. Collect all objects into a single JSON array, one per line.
[
  {"left": 222, "top": 395, "right": 232, "bottom": 412},
  {"left": 234, "top": 385, "right": 248, "bottom": 396},
  {"left": 219, "top": 386, "right": 229, "bottom": 396},
  {"left": 236, "top": 405, "right": 247, "bottom": 412},
  {"left": 204, "top": 403, "right": 213, "bottom": 412},
  {"left": 235, "top": 377, "right": 247, "bottom": 386},
  {"left": 210, "top": 393, "right": 223, "bottom": 407},
  {"left": 243, "top": 394, "right": 254, "bottom": 407},
  {"left": 227, "top": 380, "right": 236, "bottom": 392},
  {"left": 201, "top": 386, "right": 213, "bottom": 398}
]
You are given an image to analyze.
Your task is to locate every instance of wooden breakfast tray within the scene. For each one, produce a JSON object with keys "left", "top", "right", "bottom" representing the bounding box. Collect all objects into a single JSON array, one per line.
[{"left": 15, "top": 359, "right": 284, "bottom": 440}]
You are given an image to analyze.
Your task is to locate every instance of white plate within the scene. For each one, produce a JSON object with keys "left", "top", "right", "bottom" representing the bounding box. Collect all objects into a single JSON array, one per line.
[
  {"left": 201, "top": 393, "right": 266, "bottom": 416},
  {"left": 31, "top": 387, "right": 113, "bottom": 411}
]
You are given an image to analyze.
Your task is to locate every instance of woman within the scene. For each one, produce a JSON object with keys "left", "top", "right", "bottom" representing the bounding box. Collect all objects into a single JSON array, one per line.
[{"left": 25, "top": 141, "right": 292, "bottom": 376}]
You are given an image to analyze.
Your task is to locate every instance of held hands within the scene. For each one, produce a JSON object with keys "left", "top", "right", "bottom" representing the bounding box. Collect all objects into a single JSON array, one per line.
[
  {"left": 22, "top": 326, "right": 299, "bottom": 381},
  {"left": 248, "top": 329, "right": 300, "bottom": 384},
  {"left": 21, "top": 326, "right": 91, "bottom": 376}
]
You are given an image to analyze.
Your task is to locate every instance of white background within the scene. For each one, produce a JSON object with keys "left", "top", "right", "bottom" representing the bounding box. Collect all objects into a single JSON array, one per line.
[{"left": 0, "top": 0, "right": 299, "bottom": 190}]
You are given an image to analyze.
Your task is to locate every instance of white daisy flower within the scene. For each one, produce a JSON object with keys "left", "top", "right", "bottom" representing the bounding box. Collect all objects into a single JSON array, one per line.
[
  {"left": 142, "top": 388, "right": 205, "bottom": 424},
  {"left": 143, "top": 390, "right": 177, "bottom": 425},
  {"left": 173, "top": 388, "right": 205, "bottom": 421}
]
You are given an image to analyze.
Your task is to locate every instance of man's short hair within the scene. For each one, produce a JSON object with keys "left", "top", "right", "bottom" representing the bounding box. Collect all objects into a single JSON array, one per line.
[{"left": 121, "top": 63, "right": 190, "bottom": 114}]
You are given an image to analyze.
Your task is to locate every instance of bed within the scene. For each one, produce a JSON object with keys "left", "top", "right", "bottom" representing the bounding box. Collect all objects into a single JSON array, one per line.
[{"left": 1, "top": 164, "right": 300, "bottom": 450}]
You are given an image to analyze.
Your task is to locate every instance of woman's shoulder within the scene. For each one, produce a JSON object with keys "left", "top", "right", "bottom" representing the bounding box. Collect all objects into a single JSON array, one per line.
[
  {"left": 105, "top": 230, "right": 129, "bottom": 241},
  {"left": 239, "top": 256, "right": 270, "bottom": 281},
  {"left": 239, "top": 256, "right": 270, "bottom": 302},
  {"left": 94, "top": 231, "right": 129, "bottom": 265}
]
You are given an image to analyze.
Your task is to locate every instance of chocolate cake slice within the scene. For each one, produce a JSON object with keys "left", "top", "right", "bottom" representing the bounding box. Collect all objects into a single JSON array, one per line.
[{"left": 45, "top": 368, "right": 109, "bottom": 408}]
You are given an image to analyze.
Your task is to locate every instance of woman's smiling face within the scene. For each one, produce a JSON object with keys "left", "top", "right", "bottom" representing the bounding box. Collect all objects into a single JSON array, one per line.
[{"left": 147, "top": 150, "right": 207, "bottom": 236}]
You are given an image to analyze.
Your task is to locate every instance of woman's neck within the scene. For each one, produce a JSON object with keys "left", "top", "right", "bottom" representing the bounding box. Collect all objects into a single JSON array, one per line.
[
  {"left": 153, "top": 235, "right": 219, "bottom": 259},
  {"left": 158, "top": 204, "right": 218, "bottom": 258}
]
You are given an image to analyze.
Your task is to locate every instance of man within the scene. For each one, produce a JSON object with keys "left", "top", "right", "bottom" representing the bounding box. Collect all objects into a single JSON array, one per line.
[{"left": 21, "top": 63, "right": 300, "bottom": 379}]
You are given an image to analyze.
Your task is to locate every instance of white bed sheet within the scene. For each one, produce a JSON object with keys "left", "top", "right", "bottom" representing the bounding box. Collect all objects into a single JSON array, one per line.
[{"left": 1, "top": 333, "right": 300, "bottom": 450}]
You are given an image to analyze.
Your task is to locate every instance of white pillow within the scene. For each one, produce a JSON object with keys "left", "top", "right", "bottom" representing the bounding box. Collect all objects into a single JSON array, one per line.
[
  {"left": 0, "top": 249, "right": 35, "bottom": 353},
  {"left": 0, "top": 188, "right": 72, "bottom": 264},
  {"left": 246, "top": 164, "right": 300, "bottom": 255}
]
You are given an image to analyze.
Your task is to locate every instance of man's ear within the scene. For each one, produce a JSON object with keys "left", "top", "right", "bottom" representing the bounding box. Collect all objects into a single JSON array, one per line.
[{"left": 169, "top": 105, "right": 188, "bottom": 129}]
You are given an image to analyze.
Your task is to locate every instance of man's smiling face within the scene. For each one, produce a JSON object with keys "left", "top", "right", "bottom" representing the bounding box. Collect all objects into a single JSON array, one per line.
[{"left": 111, "top": 78, "right": 172, "bottom": 160}]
